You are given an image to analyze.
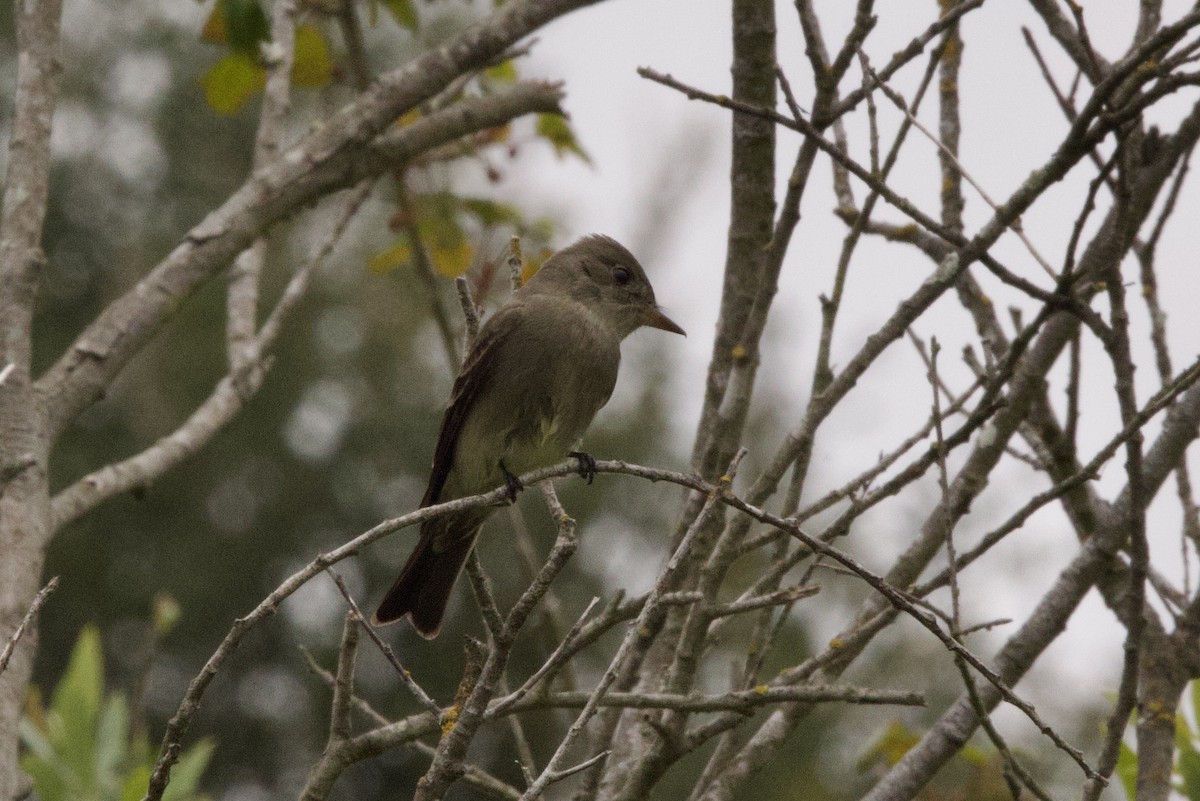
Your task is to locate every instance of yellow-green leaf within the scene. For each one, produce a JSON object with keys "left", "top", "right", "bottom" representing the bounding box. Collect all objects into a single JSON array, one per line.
[
  {"left": 536, "top": 113, "right": 590, "bottom": 163},
  {"left": 201, "top": 52, "right": 266, "bottom": 115},
  {"left": 48, "top": 624, "right": 102, "bottom": 784},
  {"left": 152, "top": 593, "right": 180, "bottom": 637},
  {"left": 368, "top": 239, "right": 413, "bottom": 274},
  {"left": 162, "top": 737, "right": 216, "bottom": 801},
  {"left": 291, "top": 24, "right": 332, "bottom": 88},
  {"left": 1115, "top": 741, "right": 1138, "bottom": 801},
  {"left": 120, "top": 765, "right": 153, "bottom": 801},
  {"left": 857, "top": 722, "right": 920, "bottom": 770},
  {"left": 1181, "top": 745, "right": 1200, "bottom": 801},
  {"left": 519, "top": 248, "right": 550, "bottom": 286},
  {"left": 430, "top": 240, "right": 474, "bottom": 278},
  {"left": 484, "top": 59, "right": 517, "bottom": 84},
  {"left": 1193, "top": 682, "right": 1200, "bottom": 738},
  {"left": 381, "top": 0, "right": 418, "bottom": 30},
  {"left": 415, "top": 195, "right": 464, "bottom": 247},
  {"left": 396, "top": 108, "right": 422, "bottom": 128},
  {"left": 461, "top": 198, "right": 521, "bottom": 226}
]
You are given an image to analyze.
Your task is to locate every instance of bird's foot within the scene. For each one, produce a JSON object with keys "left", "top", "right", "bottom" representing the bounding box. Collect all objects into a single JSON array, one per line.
[
  {"left": 500, "top": 460, "right": 523, "bottom": 503},
  {"left": 568, "top": 451, "right": 597, "bottom": 485}
]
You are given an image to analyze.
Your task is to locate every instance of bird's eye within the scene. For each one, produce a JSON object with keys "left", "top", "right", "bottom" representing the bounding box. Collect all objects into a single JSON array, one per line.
[{"left": 613, "top": 266, "right": 632, "bottom": 285}]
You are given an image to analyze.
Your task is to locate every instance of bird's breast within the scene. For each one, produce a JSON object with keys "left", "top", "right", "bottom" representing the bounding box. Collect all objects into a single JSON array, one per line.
[{"left": 452, "top": 300, "right": 620, "bottom": 492}]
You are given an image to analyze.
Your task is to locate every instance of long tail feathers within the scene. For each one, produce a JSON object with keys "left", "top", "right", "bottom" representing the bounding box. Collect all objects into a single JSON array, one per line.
[{"left": 372, "top": 524, "right": 478, "bottom": 638}]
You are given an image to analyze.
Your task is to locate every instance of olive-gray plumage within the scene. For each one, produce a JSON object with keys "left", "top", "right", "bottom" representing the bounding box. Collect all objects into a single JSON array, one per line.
[{"left": 373, "top": 235, "right": 684, "bottom": 636}]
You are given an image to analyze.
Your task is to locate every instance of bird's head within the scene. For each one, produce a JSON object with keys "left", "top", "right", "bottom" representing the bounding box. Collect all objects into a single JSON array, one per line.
[{"left": 526, "top": 234, "right": 685, "bottom": 339}]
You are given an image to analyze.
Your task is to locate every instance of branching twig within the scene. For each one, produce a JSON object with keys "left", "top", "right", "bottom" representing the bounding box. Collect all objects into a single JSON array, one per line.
[
  {"left": 518, "top": 449, "right": 749, "bottom": 801},
  {"left": 52, "top": 180, "right": 374, "bottom": 530},
  {"left": 326, "top": 570, "right": 441, "bottom": 717}
]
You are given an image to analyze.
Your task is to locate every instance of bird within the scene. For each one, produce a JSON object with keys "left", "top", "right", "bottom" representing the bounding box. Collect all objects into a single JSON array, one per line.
[{"left": 373, "top": 234, "right": 685, "bottom": 637}]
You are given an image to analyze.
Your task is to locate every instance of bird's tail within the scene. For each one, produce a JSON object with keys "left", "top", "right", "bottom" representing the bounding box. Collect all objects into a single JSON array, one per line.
[{"left": 372, "top": 518, "right": 480, "bottom": 638}]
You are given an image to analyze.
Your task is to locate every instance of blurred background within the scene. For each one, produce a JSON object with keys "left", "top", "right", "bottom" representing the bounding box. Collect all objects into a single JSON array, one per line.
[{"left": 6, "top": 0, "right": 1200, "bottom": 798}]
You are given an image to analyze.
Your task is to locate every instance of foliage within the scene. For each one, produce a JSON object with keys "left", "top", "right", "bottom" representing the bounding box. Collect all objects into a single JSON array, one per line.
[
  {"left": 19, "top": 1, "right": 636, "bottom": 796},
  {"left": 199, "top": 1, "right": 333, "bottom": 114},
  {"left": 20, "top": 623, "right": 214, "bottom": 801},
  {"left": 1116, "top": 682, "right": 1200, "bottom": 801},
  {"left": 859, "top": 721, "right": 1025, "bottom": 801},
  {"left": 9, "top": 0, "right": 1200, "bottom": 798}
]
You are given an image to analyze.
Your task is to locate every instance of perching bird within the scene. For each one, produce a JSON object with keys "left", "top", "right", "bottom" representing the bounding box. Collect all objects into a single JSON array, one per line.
[{"left": 373, "top": 235, "right": 684, "bottom": 637}]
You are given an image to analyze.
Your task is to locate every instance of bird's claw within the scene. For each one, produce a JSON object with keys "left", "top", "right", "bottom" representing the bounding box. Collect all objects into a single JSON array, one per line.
[
  {"left": 500, "top": 461, "right": 523, "bottom": 503},
  {"left": 569, "top": 451, "right": 597, "bottom": 485}
]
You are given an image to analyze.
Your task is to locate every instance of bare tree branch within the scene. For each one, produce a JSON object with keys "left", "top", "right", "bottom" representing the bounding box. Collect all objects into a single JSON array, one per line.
[
  {"left": 0, "top": 0, "right": 64, "bottom": 796},
  {"left": 37, "top": 0, "right": 593, "bottom": 440}
]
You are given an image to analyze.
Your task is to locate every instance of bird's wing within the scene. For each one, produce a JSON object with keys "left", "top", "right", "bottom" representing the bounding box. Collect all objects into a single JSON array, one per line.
[{"left": 421, "top": 306, "right": 520, "bottom": 507}]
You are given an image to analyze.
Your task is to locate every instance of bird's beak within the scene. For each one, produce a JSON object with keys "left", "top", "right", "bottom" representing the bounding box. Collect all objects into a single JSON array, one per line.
[{"left": 644, "top": 305, "right": 686, "bottom": 336}]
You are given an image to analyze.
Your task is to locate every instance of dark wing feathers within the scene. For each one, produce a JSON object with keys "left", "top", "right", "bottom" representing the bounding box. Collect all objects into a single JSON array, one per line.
[{"left": 421, "top": 308, "right": 518, "bottom": 507}]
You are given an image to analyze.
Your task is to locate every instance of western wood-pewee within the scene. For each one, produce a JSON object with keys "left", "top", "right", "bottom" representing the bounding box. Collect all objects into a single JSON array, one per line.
[{"left": 373, "top": 235, "right": 684, "bottom": 637}]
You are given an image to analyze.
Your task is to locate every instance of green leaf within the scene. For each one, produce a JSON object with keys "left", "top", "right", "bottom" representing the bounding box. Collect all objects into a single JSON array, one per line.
[
  {"left": 1115, "top": 740, "right": 1138, "bottom": 801},
  {"left": 95, "top": 693, "right": 130, "bottom": 797},
  {"left": 201, "top": 53, "right": 267, "bottom": 115},
  {"left": 152, "top": 593, "right": 181, "bottom": 638},
  {"left": 121, "top": 765, "right": 153, "bottom": 801},
  {"left": 415, "top": 197, "right": 463, "bottom": 248},
  {"left": 21, "top": 625, "right": 215, "bottom": 801},
  {"left": 460, "top": 198, "right": 522, "bottom": 226},
  {"left": 1179, "top": 712, "right": 1194, "bottom": 753},
  {"left": 19, "top": 718, "right": 71, "bottom": 801},
  {"left": 49, "top": 624, "right": 103, "bottom": 789},
  {"left": 535, "top": 113, "right": 591, "bottom": 163},
  {"left": 162, "top": 737, "right": 216, "bottom": 801},
  {"left": 291, "top": 24, "right": 333, "bottom": 89},
  {"left": 484, "top": 59, "right": 517, "bottom": 84},
  {"left": 856, "top": 722, "right": 920, "bottom": 770},
  {"left": 381, "top": 0, "right": 418, "bottom": 30},
  {"left": 224, "top": 0, "right": 270, "bottom": 55},
  {"left": 368, "top": 239, "right": 413, "bottom": 274},
  {"left": 415, "top": 202, "right": 474, "bottom": 277},
  {"left": 1191, "top": 681, "right": 1200, "bottom": 738},
  {"left": 1181, "top": 746, "right": 1200, "bottom": 801},
  {"left": 430, "top": 239, "right": 474, "bottom": 278}
]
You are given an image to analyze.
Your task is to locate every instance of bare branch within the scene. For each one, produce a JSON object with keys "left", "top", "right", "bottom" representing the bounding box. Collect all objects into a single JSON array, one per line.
[
  {"left": 520, "top": 450, "right": 748, "bottom": 801},
  {"left": 40, "top": 0, "right": 581, "bottom": 440},
  {"left": 227, "top": 0, "right": 297, "bottom": 371},
  {"left": 0, "top": 577, "right": 57, "bottom": 677},
  {"left": 496, "top": 684, "right": 924, "bottom": 714},
  {"left": 326, "top": 571, "right": 441, "bottom": 717},
  {"left": 492, "top": 595, "right": 600, "bottom": 716}
]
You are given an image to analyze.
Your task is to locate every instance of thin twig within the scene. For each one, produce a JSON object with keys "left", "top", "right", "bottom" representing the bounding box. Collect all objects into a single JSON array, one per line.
[
  {"left": 493, "top": 595, "right": 600, "bottom": 716},
  {"left": 300, "top": 647, "right": 522, "bottom": 800},
  {"left": 326, "top": 570, "right": 442, "bottom": 717},
  {"left": 51, "top": 180, "right": 375, "bottom": 530},
  {"left": 707, "top": 585, "right": 820, "bottom": 618},
  {"left": 508, "top": 235, "right": 524, "bottom": 291},
  {"left": 466, "top": 551, "right": 506, "bottom": 641},
  {"left": 518, "top": 450, "right": 749, "bottom": 801},
  {"left": 329, "top": 613, "right": 360, "bottom": 742},
  {"left": 455, "top": 275, "right": 481, "bottom": 344},
  {"left": 0, "top": 576, "right": 57, "bottom": 676},
  {"left": 954, "top": 656, "right": 1056, "bottom": 801},
  {"left": 860, "top": 53, "right": 1058, "bottom": 278}
]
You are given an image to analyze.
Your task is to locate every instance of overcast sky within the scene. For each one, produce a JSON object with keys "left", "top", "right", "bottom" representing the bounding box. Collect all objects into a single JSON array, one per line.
[{"left": 500, "top": 0, "right": 1200, "bottom": 740}]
